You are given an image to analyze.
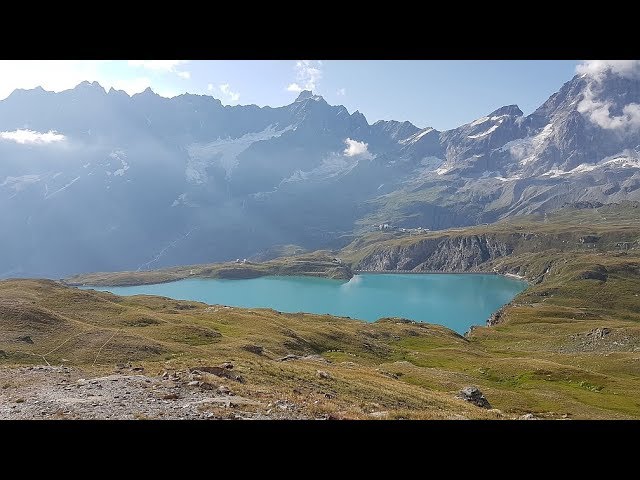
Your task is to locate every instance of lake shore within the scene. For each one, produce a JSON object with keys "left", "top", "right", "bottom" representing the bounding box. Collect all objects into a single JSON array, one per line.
[
  {"left": 64, "top": 252, "right": 353, "bottom": 287},
  {"left": 500, "top": 272, "right": 528, "bottom": 282},
  {"left": 93, "top": 273, "right": 526, "bottom": 335}
]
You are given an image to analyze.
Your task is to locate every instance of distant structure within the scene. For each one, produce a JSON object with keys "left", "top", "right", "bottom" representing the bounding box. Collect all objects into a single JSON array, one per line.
[
  {"left": 372, "top": 223, "right": 429, "bottom": 234},
  {"left": 401, "top": 226, "right": 430, "bottom": 234}
]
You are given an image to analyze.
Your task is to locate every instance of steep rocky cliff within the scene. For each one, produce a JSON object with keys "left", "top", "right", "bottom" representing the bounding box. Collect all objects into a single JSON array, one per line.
[
  {"left": 355, "top": 234, "right": 516, "bottom": 272},
  {"left": 350, "top": 203, "right": 640, "bottom": 275}
]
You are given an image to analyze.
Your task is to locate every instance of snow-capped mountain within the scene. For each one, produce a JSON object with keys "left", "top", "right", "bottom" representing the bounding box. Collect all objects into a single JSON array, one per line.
[{"left": 1, "top": 63, "right": 639, "bottom": 277}]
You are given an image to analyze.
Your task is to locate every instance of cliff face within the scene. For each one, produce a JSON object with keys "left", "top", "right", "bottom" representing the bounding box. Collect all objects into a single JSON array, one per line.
[{"left": 355, "top": 234, "right": 515, "bottom": 272}]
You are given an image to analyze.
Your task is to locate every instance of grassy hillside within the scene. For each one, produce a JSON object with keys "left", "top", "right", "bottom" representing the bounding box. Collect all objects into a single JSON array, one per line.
[
  {"left": 4, "top": 202, "right": 640, "bottom": 419},
  {"left": 2, "top": 274, "right": 640, "bottom": 419}
]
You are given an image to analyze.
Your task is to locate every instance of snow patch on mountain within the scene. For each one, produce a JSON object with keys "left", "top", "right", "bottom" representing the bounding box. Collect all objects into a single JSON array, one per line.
[
  {"left": 494, "top": 175, "right": 522, "bottom": 182},
  {"left": 469, "top": 116, "right": 489, "bottom": 127},
  {"left": 468, "top": 124, "right": 499, "bottom": 139},
  {"left": 282, "top": 152, "right": 362, "bottom": 184},
  {"left": 541, "top": 150, "right": 640, "bottom": 177},
  {"left": 110, "top": 150, "right": 129, "bottom": 177},
  {"left": 602, "top": 150, "right": 640, "bottom": 169},
  {"left": 186, "top": 124, "right": 294, "bottom": 184},
  {"left": 501, "top": 123, "right": 554, "bottom": 165},
  {"left": 400, "top": 128, "right": 435, "bottom": 145}
]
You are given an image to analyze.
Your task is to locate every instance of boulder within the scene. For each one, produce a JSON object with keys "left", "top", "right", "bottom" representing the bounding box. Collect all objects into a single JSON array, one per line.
[
  {"left": 587, "top": 327, "right": 611, "bottom": 339},
  {"left": 519, "top": 413, "right": 538, "bottom": 420},
  {"left": 190, "top": 366, "right": 244, "bottom": 383},
  {"left": 456, "top": 386, "right": 492, "bottom": 409}
]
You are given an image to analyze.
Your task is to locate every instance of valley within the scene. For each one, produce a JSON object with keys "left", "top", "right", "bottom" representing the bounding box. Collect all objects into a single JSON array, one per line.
[
  {"left": 2, "top": 60, "right": 640, "bottom": 421},
  {"left": 2, "top": 203, "right": 640, "bottom": 419}
]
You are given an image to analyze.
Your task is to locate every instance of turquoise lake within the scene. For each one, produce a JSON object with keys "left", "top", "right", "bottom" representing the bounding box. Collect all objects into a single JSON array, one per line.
[{"left": 94, "top": 274, "right": 527, "bottom": 334}]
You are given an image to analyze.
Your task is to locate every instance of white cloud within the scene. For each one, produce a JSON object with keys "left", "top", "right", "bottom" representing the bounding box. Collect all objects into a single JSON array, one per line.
[
  {"left": 219, "top": 83, "right": 240, "bottom": 102},
  {"left": 576, "top": 60, "right": 640, "bottom": 80},
  {"left": 204, "top": 82, "right": 240, "bottom": 102},
  {"left": 0, "top": 129, "right": 66, "bottom": 144},
  {"left": 343, "top": 138, "right": 373, "bottom": 159},
  {"left": 286, "top": 60, "right": 323, "bottom": 93},
  {"left": 177, "top": 71, "right": 191, "bottom": 80},
  {"left": 578, "top": 89, "right": 640, "bottom": 131},
  {"left": 576, "top": 60, "right": 640, "bottom": 132},
  {"left": 336, "top": 87, "right": 346, "bottom": 96}
]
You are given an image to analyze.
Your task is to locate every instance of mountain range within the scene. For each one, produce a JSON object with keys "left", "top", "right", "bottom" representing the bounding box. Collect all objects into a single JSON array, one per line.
[{"left": 1, "top": 67, "right": 639, "bottom": 277}]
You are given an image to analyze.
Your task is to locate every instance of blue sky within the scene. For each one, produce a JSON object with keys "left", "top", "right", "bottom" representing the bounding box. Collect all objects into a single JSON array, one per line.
[{"left": 0, "top": 60, "right": 582, "bottom": 130}]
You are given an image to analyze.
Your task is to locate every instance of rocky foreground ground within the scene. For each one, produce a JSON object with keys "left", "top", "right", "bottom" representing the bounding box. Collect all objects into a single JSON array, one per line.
[
  {"left": 0, "top": 364, "right": 548, "bottom": 420},
  {"left": 0, "top": 364, "right": 315, "bottom": 420}
]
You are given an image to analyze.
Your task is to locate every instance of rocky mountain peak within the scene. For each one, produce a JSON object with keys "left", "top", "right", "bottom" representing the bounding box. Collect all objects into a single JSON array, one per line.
[
  {"left": 295, "top": 90, "right": 324, "bottom": 103},
  {"left": 351, "top": 110, "right": 368, "bottom": 123},
  {"left": 373, "top": 120, "right": 421, "bottom": 142},
  {"left": 489, "top": 105, "right": 523, "bottom": 117},
  {"left": 107, "top": 87, "right": 129, "bottom": 98},
  {"left": 74, "top": 81, "right": 107, "bottom": 95},
  {"left": 137, "top": 86, "right": 158, "bottom": 97}
]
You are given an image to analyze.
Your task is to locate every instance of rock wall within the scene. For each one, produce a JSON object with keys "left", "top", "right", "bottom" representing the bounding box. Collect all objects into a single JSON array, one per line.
[{"left": 356, "top": 234, "right": 515, "bottom": 272}]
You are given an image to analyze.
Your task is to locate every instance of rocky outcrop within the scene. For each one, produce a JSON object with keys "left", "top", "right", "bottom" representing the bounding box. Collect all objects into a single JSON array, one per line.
[
  {"left": 487, "top": 307, "right": 505, "bottom": 327},
  {"left": 574, "top": 265, "right": 608, "bottom": 282},
  {"left": 456, "top": 386, "right": 492, "bottom": 409},
  {"left": 356, "top": 234, "right": 514, "bottom": 272}
]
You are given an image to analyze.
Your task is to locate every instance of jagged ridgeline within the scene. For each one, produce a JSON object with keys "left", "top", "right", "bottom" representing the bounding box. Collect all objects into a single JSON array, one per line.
[{"left": 1, "top": 67, "right": 639, "bottom": 278}]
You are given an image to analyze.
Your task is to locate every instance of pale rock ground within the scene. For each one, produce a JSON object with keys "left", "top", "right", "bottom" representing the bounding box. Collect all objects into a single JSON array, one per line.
[{"left": 0, "top": 365, "right": 313, "bottom": 420}]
